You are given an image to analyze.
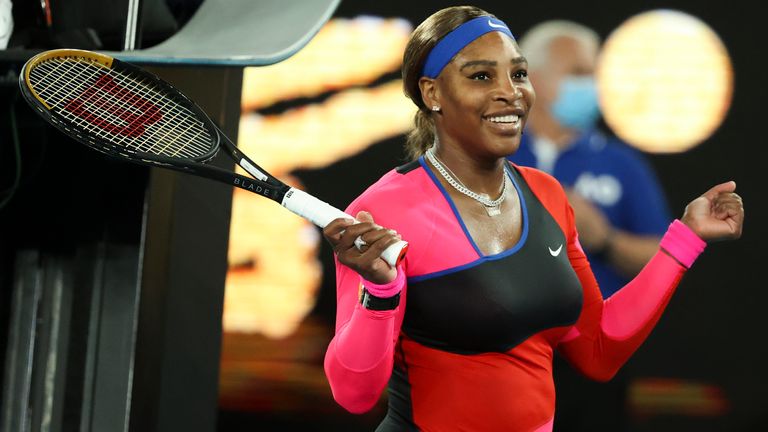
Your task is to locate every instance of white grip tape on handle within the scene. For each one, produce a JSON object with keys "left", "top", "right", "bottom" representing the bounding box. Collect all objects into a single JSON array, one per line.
[{"left": 281, "top": 188, "right": 407, "bottom": 266}]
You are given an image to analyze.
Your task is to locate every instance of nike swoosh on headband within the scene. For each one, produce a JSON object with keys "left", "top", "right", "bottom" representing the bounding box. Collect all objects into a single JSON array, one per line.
[{"left": 487, "top": 19, "right": 506, "bottom": 29}]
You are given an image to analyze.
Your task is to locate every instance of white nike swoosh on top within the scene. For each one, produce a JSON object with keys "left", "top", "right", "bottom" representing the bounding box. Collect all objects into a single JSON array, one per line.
[
  {"left": 488, "top": 19, "right": 506, "bottom": 29},
  {"left": 548, "top": 244, "right": 563, "bottom": 257}
]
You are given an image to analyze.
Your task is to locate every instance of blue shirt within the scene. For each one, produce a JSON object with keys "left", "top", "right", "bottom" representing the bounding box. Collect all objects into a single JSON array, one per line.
[{"left": 508, "top": 129, "right": 671, "bottom": 298}]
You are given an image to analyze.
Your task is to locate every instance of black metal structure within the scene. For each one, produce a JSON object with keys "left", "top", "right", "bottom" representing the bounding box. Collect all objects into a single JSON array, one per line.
[{"left": 0, "top": 51, "right": 242, "bottom": 432}]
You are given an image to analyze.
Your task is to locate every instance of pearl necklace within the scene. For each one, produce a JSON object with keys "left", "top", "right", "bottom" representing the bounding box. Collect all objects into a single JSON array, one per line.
[{"left": 425, "top": 147, "right": 507, "bottom": 216}]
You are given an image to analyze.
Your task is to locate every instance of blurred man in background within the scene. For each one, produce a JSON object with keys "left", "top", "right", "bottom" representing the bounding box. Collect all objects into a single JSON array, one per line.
[{"left": 509, "top": 20, "right": 672, "bottom": 431}]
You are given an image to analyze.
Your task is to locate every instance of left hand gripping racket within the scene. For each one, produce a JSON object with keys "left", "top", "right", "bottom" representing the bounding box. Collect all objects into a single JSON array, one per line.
[{"left": 19, "top": 49, "right": 408, "bottom": 267}]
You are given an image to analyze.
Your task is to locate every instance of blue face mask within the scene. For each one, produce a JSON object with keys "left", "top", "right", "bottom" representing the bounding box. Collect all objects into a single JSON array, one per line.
[{"left": 550, "top": 76, "right": 601, "bottom": 131}]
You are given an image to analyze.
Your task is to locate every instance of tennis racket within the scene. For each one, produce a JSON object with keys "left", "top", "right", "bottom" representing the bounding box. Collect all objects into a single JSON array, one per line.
[{"left": 18, "top": 49, "right": 408, "bottom": 267}]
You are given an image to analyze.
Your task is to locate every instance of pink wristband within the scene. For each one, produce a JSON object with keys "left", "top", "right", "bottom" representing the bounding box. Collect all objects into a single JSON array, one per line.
[
  {"left": 659, "top": 219, "right": 706, "bottom": 268},
  {"left": 361, "top": 266, "right": 405, "bottom": 298}
]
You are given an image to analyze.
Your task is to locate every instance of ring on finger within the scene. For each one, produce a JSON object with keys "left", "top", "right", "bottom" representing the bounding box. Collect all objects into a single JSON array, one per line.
[{"left": 354, "top": 236, "right": 368, "bottom": 251}]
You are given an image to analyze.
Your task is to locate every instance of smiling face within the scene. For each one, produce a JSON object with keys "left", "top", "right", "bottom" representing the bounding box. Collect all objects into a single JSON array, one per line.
[{"left": 419, "top": 32, "right": 535, "bottom": 161}]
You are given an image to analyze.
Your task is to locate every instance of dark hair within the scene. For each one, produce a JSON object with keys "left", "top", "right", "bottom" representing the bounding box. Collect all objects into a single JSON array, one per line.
[{"left": 402, "top": 6, "right": 495, "bottom": 159}]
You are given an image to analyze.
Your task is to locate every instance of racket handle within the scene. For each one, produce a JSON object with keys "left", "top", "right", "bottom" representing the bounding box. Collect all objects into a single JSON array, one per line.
[{"left": 281, "top": 188, "right": 408, "bottom": 267}]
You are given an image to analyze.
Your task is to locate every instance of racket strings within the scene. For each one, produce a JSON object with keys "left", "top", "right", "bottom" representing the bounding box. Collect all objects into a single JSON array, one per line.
[
  {"left": 31, "top": 58, "right": 209, "bottom": 158},
  {"left": 33, "top": 58, "right": 210, "bottom": 159},
  {"left": 28, "top": 56, "right": 215, "bottom": 160},
  {"left": 32, "top": 60, "right": 176, "bottom": 148}
]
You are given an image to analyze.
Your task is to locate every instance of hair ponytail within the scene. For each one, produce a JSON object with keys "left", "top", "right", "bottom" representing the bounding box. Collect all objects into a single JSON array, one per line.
[{"left": 405, "top": 110, "right": 435, "bottom": 160}]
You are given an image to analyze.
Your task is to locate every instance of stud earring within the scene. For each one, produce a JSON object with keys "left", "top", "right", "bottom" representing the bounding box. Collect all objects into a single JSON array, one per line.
[{"left": 431, "top": 105, "right": 441, "bottom": 112}]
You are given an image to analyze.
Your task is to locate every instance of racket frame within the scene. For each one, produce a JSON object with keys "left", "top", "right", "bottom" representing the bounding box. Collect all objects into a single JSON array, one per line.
[
  {"left": 18, "top": 48, "right": 408, "bottom": 266},
  {"left": 19, "top": 49, "right": 289, "bottom": 202}
]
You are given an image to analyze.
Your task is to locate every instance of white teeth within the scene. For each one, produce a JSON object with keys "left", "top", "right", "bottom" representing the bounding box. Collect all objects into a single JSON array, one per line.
[{"left": 487, "top": 115, "right": 519, "bottom": 123}]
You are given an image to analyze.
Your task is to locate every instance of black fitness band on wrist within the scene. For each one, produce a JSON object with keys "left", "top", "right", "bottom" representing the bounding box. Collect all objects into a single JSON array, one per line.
[{"left": 360, "top": 287, "right": 400, "bottom": 311}]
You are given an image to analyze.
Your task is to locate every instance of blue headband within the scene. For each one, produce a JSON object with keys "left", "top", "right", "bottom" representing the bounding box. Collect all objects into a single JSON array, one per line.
[{"left": 422, "top": 16, "right": 515, "bottom": 79}]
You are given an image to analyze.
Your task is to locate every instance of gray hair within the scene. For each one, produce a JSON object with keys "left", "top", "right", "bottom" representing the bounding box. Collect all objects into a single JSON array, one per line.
[{"left": 518, "top": 20, "right": 601, "bottom": 71}]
